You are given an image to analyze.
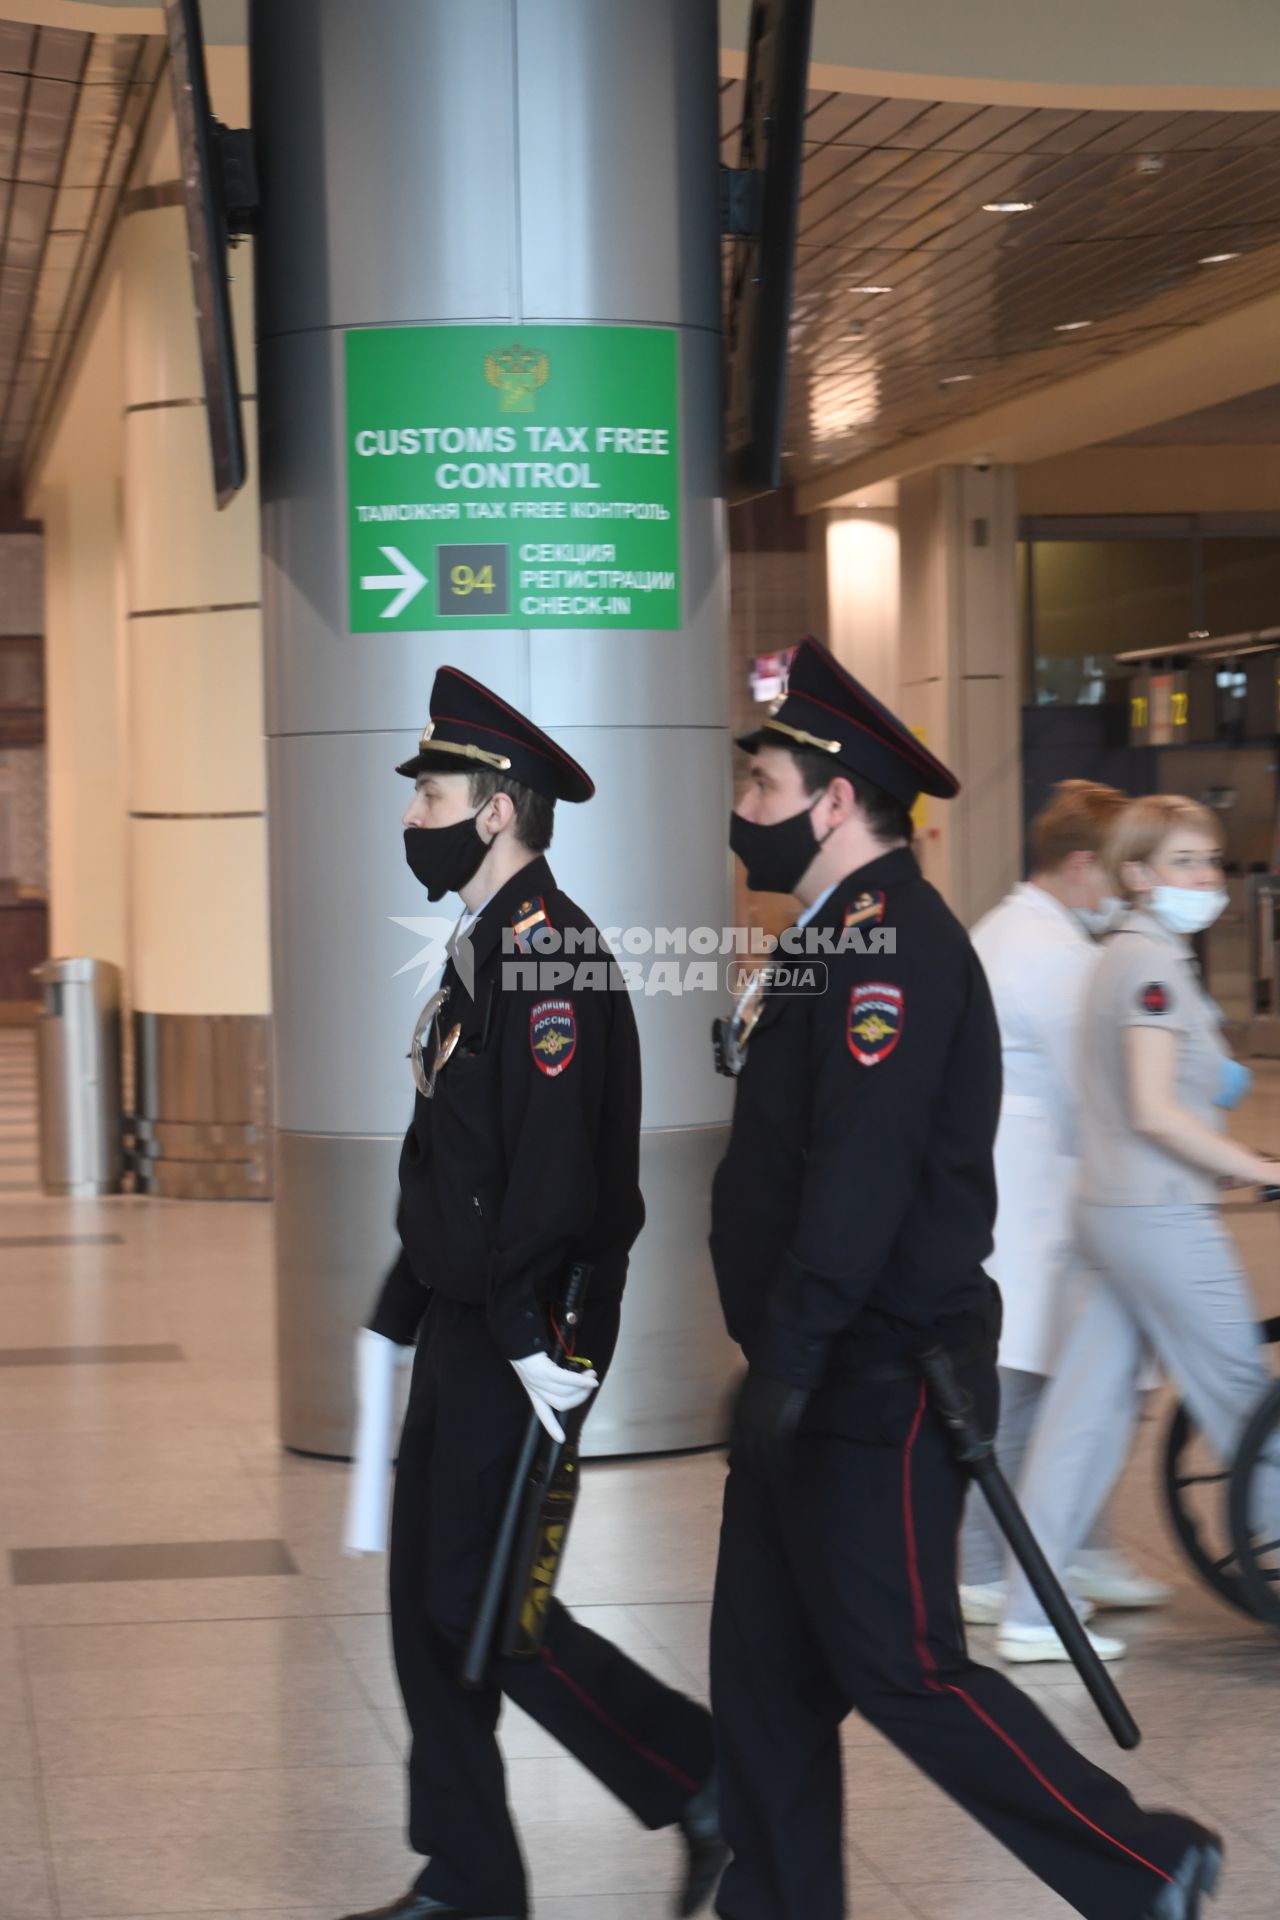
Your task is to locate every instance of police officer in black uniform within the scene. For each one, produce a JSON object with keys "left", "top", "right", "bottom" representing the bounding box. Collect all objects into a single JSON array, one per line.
[
  {"left": 708, "top": 638, "right": 1222, "bottom": 1920},
  {"left": 346, "top": 667, "right": 723, "bottom": 1920}
]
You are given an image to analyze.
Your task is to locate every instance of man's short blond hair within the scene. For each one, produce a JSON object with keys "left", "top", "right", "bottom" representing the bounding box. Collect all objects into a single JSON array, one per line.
[
  {"left": 1104, "top": 794, "right": 1222, "bottom": 899},
  {"left": 1030, "top": 780, "right": 1129, "bottom": 874}
]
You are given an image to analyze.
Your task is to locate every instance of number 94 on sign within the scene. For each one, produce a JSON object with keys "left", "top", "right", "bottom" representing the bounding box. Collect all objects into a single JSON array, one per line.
[{"left": 451, "top": 563, "right": 495, "bottom": 597}]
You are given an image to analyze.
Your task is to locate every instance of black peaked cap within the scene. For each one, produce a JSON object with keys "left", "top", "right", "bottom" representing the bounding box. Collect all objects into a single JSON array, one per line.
[
  {"left": 736, "top": 636, "right": 959, "bottom": 809},
  {"left": 396, "top": 665, "right": 594, "bottom": 803}
]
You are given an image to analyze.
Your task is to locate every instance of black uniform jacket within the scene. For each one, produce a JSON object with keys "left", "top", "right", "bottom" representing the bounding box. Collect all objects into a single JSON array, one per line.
[
  {"left": 369, "top": 856, "right": 645, "bottom": 1358},
  {"left": 710, "top": 845, "right": 1001, "bottom": 1391}
]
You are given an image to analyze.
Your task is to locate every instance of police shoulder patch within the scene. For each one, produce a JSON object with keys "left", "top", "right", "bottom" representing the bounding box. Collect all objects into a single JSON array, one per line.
[
  {"left": 848, "top": 981, "right": 904, "bottom": 1066},
  {"left": 530, "top": 997, "right": 577, "bottom": 1077},
  {"left": 1140, "top": 981, "right": 1169, "bottom": 1015},
  {"left": 511, "top": 896, "right": 550, "bottom": 956},
  {"left": 844, "top": 890, "right": 887, "bottom": 930}
]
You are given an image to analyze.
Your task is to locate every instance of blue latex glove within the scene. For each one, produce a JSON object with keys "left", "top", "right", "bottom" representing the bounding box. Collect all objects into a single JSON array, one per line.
[{"left": 1215, "top": 1057, "right": 1254, "bottom": 1111}]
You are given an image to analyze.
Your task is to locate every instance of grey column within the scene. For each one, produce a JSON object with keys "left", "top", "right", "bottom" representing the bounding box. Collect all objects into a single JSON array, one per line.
[{"left": 251, "top": 0, "right": 736, "bottom": 1456}]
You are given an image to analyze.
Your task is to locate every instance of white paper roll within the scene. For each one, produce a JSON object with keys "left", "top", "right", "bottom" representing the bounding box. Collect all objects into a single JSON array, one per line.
[{"left": 342, "top": 1328, "right": 410, "bottom": 1555}]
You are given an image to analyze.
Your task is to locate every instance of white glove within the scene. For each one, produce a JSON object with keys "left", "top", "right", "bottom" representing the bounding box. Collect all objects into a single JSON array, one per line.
[
  {"left": 342, "top": 1329, "right": 412, "bottom": 1556},
  {"left": 510, "top": 1349, "right": 598, "bottom": 1444}
]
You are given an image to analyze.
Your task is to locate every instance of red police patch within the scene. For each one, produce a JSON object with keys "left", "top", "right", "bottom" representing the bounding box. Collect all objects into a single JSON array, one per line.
[
  {"left": 1140, "top": 981, "right": 1169, "bottom": 1015},
  {"left": 530, "top": 998, "right": 577, "bottom": 1077},
  {"left": 847, "top": 982, "right": 904, "bottom": 1066}
]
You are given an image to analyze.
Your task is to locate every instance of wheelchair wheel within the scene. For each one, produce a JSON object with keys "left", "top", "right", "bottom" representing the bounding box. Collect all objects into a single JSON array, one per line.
[
  {"left": 1228, "top": 1375, "right": 1280, "bottom": 1633},
  {"left": 1161, "top": 1314, "right": 1280, "bottom": 1619}
]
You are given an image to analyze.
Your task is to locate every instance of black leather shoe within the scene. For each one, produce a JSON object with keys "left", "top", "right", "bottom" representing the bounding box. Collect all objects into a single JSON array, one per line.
[
  {"left": 676, "top": 1774, "right": 729, "bottom": 1917},
  {"left": 1144, "top": 1826, "right": 1223, "bottom": 1920},
  {"left": 337, "top": 1892, "right": 524, "bottom": 1920}
]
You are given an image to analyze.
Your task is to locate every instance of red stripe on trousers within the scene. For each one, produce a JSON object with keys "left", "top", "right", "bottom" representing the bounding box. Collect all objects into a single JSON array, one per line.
[
  {"left": 538, "top": 1645, "right": 701, "bottom": 1797},
  {"left": 900, "top": 1380, "right": 1170, "bottom": 1885}
]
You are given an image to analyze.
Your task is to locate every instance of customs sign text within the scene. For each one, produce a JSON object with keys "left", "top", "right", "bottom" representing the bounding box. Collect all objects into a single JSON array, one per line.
[{"left": 345, "top": 324, "right": 680, "bottom": 633}]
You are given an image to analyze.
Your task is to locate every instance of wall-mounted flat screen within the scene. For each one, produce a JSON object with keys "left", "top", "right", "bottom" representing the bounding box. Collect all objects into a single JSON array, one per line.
[
  {"left": 724, "top": 0, "right": 814, "bottom": 501},
  {"left": 163, "top": 0, "right": 246, "bottom": 508}
]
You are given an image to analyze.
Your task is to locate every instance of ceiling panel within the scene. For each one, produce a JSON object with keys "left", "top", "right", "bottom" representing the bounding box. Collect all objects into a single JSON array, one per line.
[
  {"left": 21, "top": 74, "right": 81, "bottom": 188},
  {"left": 0, "top": 24, "right": 33, "bottom": 75},
  {"left": 33, "top": 29, "right": 89, "bottom": 84},
  {"left": 802, "top": 94, "right": 882, "bottom": 143},
  {"left": 722, "top": 82, "right": 1280, "bottom": 482},
  {"left": 0, "top": 24, "right": 164, "bottom": 506}
]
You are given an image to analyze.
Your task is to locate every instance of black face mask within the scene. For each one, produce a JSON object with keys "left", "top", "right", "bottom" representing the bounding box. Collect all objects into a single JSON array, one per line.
[
  {"left": 729, "top": 798, "right": 828, "bottom": 896},
  {"left": 404, "top": 813, "right": 489, "bottom": 902}
]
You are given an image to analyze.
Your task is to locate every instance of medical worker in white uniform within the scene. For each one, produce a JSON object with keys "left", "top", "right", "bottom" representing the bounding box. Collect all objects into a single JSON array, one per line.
[{"left": 962, "top": 782, "right": 1171, "bottom": 1626}]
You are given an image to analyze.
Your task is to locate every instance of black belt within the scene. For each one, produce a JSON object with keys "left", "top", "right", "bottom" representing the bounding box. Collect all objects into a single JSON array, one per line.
[{"left": 831, "top": 1332, "right": 997, "bottom": 1387}]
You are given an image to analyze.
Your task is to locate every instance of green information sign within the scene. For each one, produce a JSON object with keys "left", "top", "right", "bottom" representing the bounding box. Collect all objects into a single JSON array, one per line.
[{"left": 345, "top": 324, "right": 680, "bottom": 634}]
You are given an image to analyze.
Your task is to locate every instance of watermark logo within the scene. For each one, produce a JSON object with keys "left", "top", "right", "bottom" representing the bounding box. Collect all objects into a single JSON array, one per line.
[
  {"left": 391, "top": 915, "right": 893, "bottom": 1001},
  {"left": 725, "top": 960, "right": 828, "bottom": 997},
  {"left": 389, "top": 914, "right": 475, "bottom": 998},
  {"left": 498, "top": 924, "right": 892, "bottom": 998}
]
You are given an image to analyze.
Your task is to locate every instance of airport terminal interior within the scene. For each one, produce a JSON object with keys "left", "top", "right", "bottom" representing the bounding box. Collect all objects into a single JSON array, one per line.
[{"left": 5, "top": 0, "right": 1280, "bottom": 1914}]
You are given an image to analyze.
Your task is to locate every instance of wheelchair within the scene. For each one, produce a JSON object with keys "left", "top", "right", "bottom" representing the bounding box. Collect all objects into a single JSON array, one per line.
[{"left": 1163, "top": 1314, "right": 1280, "bottom": 1631}]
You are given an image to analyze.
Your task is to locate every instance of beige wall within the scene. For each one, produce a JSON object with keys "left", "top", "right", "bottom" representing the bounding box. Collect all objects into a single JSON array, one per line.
[
  {"left": 822, "top": 476, "right": 1021, "bottom": 922},
  {"left": 825, "top": 511, "right": 900, "bottom": 706},
  {"left": 41, "top": 480, "right": 127, "bottom": 966},
  {"left": 720, "top": 0, "right": 1280, "bottom": 102},
  {"left": 1020, "top": 444, "right": 1280, "bottom": 517},
  {"left": 894, "top": 468, "right": 1022, "bottom": 924},
  {"left": 120, "top": 203, "right": 267, "bottom": 1018}
]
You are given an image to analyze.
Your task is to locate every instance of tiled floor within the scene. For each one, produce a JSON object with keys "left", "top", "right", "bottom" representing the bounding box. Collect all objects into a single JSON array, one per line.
[{"left": 2, "top": 1026, "right": 1280, "bottom": 1917}]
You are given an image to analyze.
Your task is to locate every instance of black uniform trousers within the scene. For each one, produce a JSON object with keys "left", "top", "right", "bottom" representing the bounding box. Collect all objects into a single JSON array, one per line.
[
  {"left": 390, "top": 1295, "right": 714, "bottom": 1915},
  {"left": 711, "top": 1355, "right": 1192, "bottom": 1920}
]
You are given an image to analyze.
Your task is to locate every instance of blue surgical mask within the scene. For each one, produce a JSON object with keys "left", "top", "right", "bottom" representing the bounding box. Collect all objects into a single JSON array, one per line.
[
  {"left": 1150, "top": 885, "right": 1228, "bottom": 936},
  {"left": 1075, "top": 895, "right": 1125, "bottom": 939},
  {"left": 1215, "top": 1057, "right": 1253, "bottom": 1111}
]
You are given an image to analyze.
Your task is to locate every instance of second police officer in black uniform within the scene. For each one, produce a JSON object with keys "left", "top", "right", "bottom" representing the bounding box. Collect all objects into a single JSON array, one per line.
[
  {"left": 345, "top": 667, "right": 724, "bottom": 1920},
  {"left": 708, "top": 637, "right": 1222, "bottom": 1920}
]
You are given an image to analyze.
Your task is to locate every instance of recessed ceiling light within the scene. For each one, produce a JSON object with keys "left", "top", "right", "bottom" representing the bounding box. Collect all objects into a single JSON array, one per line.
[
  {"left": 983, "top": 199, "right": 1036, "bottom": 214},
  {"left": 849, "top": 284, "right": 893, "bottom": 295},
  {"left": 1200, "top": 251, "right": 1241, "bottom": 264},
  {"left": 1054, "top": 320, "right": 1093, "bottom": 332},
  {"left": 939, "top": 372, "right": 975, "bottom": 386}
]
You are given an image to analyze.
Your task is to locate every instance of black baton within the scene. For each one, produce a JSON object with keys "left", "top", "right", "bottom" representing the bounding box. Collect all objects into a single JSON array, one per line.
[
  {"left": 918, "top": 1344, "right": 1142, "bottom": 1752},
  {"left": 460, "top": 1263, "right": 592, "bottom": 1691}
]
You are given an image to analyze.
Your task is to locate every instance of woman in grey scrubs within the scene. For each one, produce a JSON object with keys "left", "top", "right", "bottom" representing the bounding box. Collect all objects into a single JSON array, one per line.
[{"left": 999, "top": 795, "right": 1280, "bottom": 1663}]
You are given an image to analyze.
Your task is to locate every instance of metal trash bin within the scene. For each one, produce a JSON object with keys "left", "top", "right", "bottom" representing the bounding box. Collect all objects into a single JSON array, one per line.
[{"left": 31, "top": 958, "right": 124, "bottom": 1196}]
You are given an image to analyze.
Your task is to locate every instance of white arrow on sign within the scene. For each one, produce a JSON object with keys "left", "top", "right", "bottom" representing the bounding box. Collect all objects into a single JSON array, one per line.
[{"left": 360, "top": 545, "right": 428, "bottom": 619}]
